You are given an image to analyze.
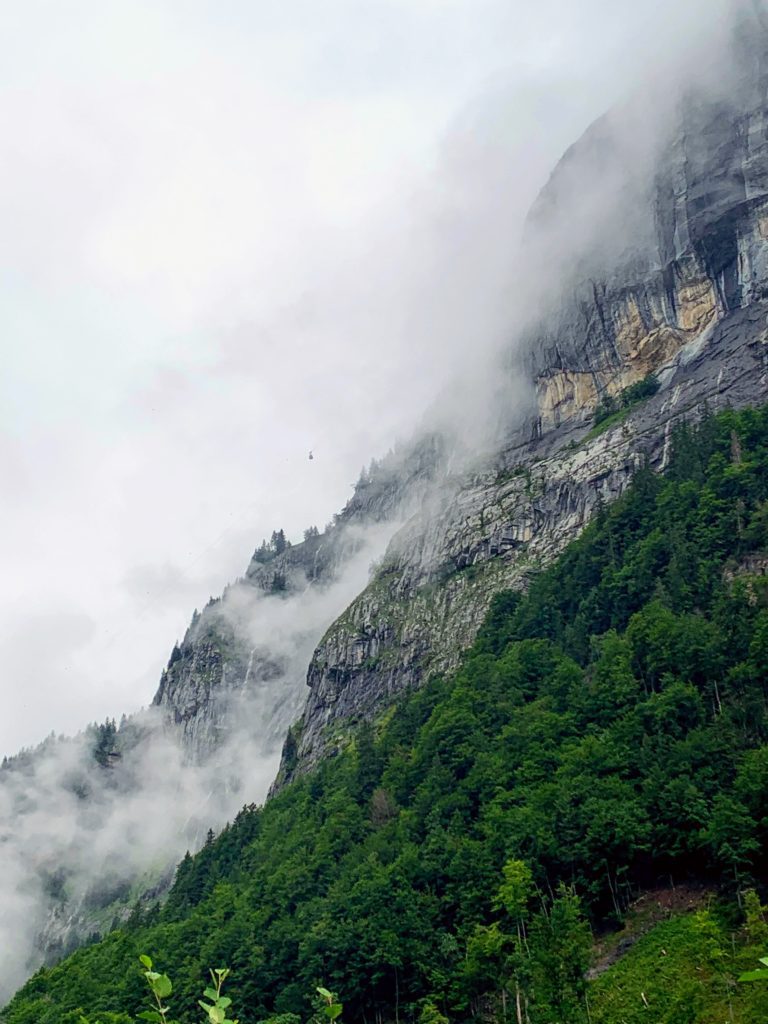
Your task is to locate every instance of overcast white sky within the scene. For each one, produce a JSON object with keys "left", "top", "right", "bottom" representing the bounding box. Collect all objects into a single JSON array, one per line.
[{"left": 0, "top": 0, "right": 738, "bottom": 755}]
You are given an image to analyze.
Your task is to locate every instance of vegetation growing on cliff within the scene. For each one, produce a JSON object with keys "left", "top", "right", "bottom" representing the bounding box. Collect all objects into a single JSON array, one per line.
[
  {"left": 5, "top": 405, "right": 768, "bottom": 1024},
  {"left": 590, "top": 373, "right": 660, "bottom": 435},
  {"left": 252, "top": 531, "right": 291, "bottom": 565}
]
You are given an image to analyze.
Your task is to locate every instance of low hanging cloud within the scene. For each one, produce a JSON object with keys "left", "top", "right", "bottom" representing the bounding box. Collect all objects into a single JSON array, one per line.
[
  {"left": 0, "top": 0, "right": 751, "bottom": 1005},
  {"left": 0, "top": 517, "right": 399, "bottom": 1005},
  {"left": 0, "top": 0, "right": 742, "bottom": 757}
]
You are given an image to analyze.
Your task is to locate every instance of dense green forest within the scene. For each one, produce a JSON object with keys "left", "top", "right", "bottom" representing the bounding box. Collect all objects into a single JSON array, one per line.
[{"left": 5, "top": 405, "right": 768, "bottom": 1024}]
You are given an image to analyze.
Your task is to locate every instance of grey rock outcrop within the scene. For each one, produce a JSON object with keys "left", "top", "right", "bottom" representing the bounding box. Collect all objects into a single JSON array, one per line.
[
  {"left": 287, "top": 304, "right": 768, "bottom": 775},
  {"left": 527, "top": 28, "right": 768, "bottom": 427}
]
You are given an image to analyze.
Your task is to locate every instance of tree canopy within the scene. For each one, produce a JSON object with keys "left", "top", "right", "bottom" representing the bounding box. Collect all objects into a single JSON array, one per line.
[{"left": 6, "top": 406, "right": 768, "bottom": 1024}]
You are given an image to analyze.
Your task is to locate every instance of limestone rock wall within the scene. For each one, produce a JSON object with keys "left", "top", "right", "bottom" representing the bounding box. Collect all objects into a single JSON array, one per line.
[
  {"left": 150, "top": 433, "right": 443, "bottom": 764},
  {"left": 148, "top": 7, "right": 768, "bottom": 781},
  {"left": 280, "top": 14, "right": 768, "bottom": 777},
  {"left": 285, "top": 302, "right": 768, "bottom": 776}
]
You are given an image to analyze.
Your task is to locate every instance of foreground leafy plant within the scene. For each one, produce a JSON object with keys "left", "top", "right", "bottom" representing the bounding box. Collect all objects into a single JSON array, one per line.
[
  {"left": 138, "top": 954, "right": 174, "bottom": 1023},
  {"left": 198, "top": 967, "right": 238, "bottom": 1024},
  {"left": 137, "top": 956, "right": 239, "bottom": 1024},
  {"left": 133, "top": 958, "right": 340, "bottom": 1024},
  {"left": 315, "top": 986, "right": 342, "bottom": 1024}
]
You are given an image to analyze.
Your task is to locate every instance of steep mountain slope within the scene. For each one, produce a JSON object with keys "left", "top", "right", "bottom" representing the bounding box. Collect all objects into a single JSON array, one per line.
[
  {"left": 281, "top": 10, "right": 768, "bottom": 777},
  {"left": 151, "top": 434, "right": 442, "bottom": 763},
  {"left": 6, "top": 403, "right": 768, "bottom": 1024},
  {"left": 0, "top": 439, "right": 441, "bottom": 1001},
  {"left": 4, "top": 5, "right": 768, "bottom": 1008},
  {"left": 104, "top": 7, "right": 768, "bottom": 789}
]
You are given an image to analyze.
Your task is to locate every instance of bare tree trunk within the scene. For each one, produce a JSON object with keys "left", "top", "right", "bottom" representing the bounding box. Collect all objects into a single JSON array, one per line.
[{"left": 606, "top": 865, "right": 621, "bottom": 918}]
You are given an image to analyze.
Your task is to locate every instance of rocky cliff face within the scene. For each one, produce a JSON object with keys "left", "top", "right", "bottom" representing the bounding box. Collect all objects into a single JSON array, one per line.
[
  {"left": 0, "top": 433, "right": 443, "bottom": 993},
  {"left": 9, "top": 10, "right": 768, "bottom": 989},
  {"left": 286, "top": 303, "right": 768, "bottom": 775},
  {"left": 278, "top": 10, "right": 768, "bottom": 779},
  {"left": 151, "top": 432, "right": 443, "bottom": 764},
  {"left": 529, "top": 9, "right": 768, "bottom": 431}
]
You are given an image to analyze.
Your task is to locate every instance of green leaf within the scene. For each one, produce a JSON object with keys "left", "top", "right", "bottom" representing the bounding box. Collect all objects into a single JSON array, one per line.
[
  {"left": 146, "top": 971, "right": 160, "bottom": 981},
  {"left": 153, "top": 974, "right": 173, "bottom": 998},
  {"left": 317, "top": 987, "right": 333, "bottom": 1000},
  {"left": 203, "top": 988, "right": 218, "bottom": 1000},
  {"left": 136, "top": 1012, "right": 163, "bottom": 1023},
  {"left": 760, "top": 956, "right": 768, "bottom": 967},
  {"left": 327, "top": 1003, "right": 343, "bottom": 1020},
  {"left": 217, "top": 997, "right": 232, "bottom": 1009},
  {"left": 139, "top": 955, "right": 153, "bottom": 970},
  {"left": 739, "top": 969, "right": 768, "bottom": 982},
  {"left": 208, "top": 1009, "right": 226, "bottom": 1024}
]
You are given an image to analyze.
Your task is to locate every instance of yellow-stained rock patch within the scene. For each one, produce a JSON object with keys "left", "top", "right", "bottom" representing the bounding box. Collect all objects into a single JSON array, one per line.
[{"left": 675, "top": 274, "right": 718, "bottom": 333}]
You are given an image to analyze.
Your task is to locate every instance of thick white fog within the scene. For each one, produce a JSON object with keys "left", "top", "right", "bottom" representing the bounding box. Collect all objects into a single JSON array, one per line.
[
  {"left": 0, "top": 0, "right": 742, "bottom": 756},
  {"left": 0, "top": 519, "right": 398, "bottom": 1003},
  {"left": 0, "top": 0, "right": 754, "bottom": 1003}
]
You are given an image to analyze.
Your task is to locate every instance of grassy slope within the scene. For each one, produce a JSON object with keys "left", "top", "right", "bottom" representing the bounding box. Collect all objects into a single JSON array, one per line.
[{"left": 590, "top": 900, "right": 768, "bottom": 1024}]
